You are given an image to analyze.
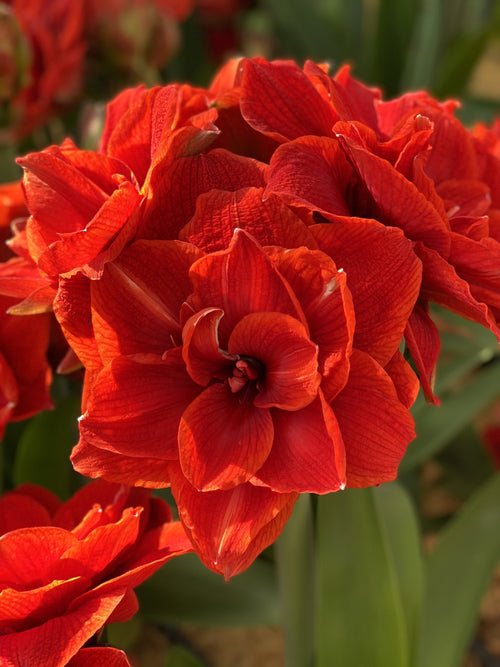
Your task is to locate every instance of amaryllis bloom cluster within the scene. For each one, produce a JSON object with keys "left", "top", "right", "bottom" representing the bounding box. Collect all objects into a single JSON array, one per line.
[
  {"left": 2, "top": 56, "right": 500, "bottom": 576},
  {"left": 0, "top": 480, "right": 192, "bottom": 666}
]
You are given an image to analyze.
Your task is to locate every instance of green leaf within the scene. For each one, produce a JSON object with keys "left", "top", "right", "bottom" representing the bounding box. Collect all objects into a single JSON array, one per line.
[
  {"left": 137, "top": 553, "right": 280, "bottom": 626},
  {"left": 315, "top": 483, "right": 422, "bottom": 667},
  {"left": 12, "top": 396, "right": 80, "bottom": 499},
  {"left": 371, "top": 0, "right": 419, "bottom": 95},
  {"left": 433, "top": 31, "right": 489, "bottom": 97},
  {"left": 400, "top": 0, "right": 443, "bottom": 91},
  {"left": 401, "top": 360, "right": 500, "bottom": 472},
  {"left": 275, "top": 494, "right": 315, "bottom": 667},
  {"left": 416, "top": 474, "right": 500, "bottom": 667}
]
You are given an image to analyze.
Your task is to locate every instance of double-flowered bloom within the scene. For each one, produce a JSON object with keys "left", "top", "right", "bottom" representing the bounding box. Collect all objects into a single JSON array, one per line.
[
  {"left": 1, "top": 56, "right": 499, "bottom": 577},
  {"left": 0, "top": 480, "right": 191, "bottom": 665}
]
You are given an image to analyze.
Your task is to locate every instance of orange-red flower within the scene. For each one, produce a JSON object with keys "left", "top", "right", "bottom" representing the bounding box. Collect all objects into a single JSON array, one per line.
[
  {"left": 72, "top": 229, "right": 419, "bottom": 576},
  {"left": 228, "top": 57, "right": 500, "bottom": 400},
  {"left": 0, "top": 0, "right": 86, "bottom": 141},
  {"left": 0, "top": 479, "right": 192, "bottom": 666}
]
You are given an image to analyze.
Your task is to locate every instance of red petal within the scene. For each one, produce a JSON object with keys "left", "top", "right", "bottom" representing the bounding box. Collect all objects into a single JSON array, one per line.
[
  {"left": 332, "top": 349, "right": 416, "bottom": 487},
  {"left": 240, "top": 58, "right": 338, "bottom": 141},
  {"left": 169, "top": 462, "right": 298, "bottom": 578},
  {"left": 68, "top": 647, "right": 131, "bottom": 667},
  {"left": 265, "top": 136, "right": 352, "bottom": 215},
  {"left": 416, "top": 242, "right": 500, "bottom": 337},
  {"left": 0, "top": 577, "right": 89, "bottom": 634},
  {"left": 252, "top": 392, "right": 346, "bottom": 493},
  {"left": 79, "top": 351, "right": 201, "bottom": 461},
  {"left": 38, "top": 180, "right": 142, "bottom": 279},
  {"left": 336, "top": 133, "right": 451, "bottom": 255},
  {"left": 404, "top": 304, "right": 441, "bottom": 404},
  {"left": 0, "top": 527, "right": 77, "bottom": 588},
  {"left": 182, "top": 307, "right": 234, "bottom": 385},
  {"left": 228, "top": 312, "right": 320, "bottom": 410},
  {"left": 179, "top": 383, "right": 274, "bottom": 491},
  {"left": 187, "top": 230, "right": 305, "bottom": 341},
  {"left": 53, "top": 275, "right": 101, "bottom": 372},
  {"left": 92, "top": 240, "right": 202, "bottom": 363},
  {"left": 312, "top": 219, "right": 422, "bottom": 365},
  {"left": 383, "top": 350, "right": 420, "bottom": 410},
  {"left": 139, "top": 148, "right": 267, "bottom": 240},
  {"left": 71, "top": 441, "right": 172, "bottom": 488},
  {"left": 0, "top": 590, "right": 125, "bottom": 667},
  {"left": 265, "top": 246, "right": 355, "bottom": 401},
  {"left": 180, "top": 187, "right": 317, "bottom": 252}
]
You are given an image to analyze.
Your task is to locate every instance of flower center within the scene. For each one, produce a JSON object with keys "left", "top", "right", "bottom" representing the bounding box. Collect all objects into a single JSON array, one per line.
[{"left": 227, "top": 356, "right": 264, "bottom": 393}]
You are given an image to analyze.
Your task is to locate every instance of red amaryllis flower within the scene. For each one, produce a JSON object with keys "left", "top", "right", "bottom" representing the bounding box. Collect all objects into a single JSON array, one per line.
[
  {"left": 233, "top": 58, "right": 500, "bottom": 399},
  {"left": 72, "top": 228, "right": 418, "bottom": 576},
  {"left": 0, "top": 0, "right": 86, "bottom": 141},
  {"left": 0, "top": 479, "right": 192, "bottom": 666},
  {"left": 0, "top": 291, "right": 52, "bottom": 436}
]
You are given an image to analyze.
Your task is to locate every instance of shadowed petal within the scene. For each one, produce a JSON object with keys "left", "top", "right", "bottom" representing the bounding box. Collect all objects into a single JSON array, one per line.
[
  {"left": 71, "top": 441, "right": 172, "bottom": 488},
  {"left": 182, "top": 307, "right": 234, "bottom": 386}
]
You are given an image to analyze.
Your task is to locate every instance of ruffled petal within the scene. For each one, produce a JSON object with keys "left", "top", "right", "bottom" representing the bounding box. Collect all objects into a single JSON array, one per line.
[{"left": 187, "top": 229, "right": 305, "bottom": 341}]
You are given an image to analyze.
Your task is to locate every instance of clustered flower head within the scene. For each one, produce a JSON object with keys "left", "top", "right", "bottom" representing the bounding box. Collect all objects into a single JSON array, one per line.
[{"left": 1, "top": 56, "right": 499, "bottom": 586}]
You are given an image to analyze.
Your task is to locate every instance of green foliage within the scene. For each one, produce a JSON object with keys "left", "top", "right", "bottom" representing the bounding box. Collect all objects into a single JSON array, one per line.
[
  {"left": 315, "top": 482, "right": 423, "bottom": 667},
  {"left": 137, "top": 553, "right": 281, "bottom": 626},
  {"left": 416, "top": 474, "right": 500, "bottom": 667},
  {"left": 12, "top": 395, "right": 80, "bottom": 500}
]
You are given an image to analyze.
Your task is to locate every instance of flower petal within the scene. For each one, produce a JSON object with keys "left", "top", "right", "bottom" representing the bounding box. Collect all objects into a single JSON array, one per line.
[
  {"left": 179, "top": 383, "right": 274, "bottom": 491},
  {"left": 332, "top": 349, "right": 416, "bottom": 487},
  {"left": 182, "top": 307, "right": 234, "bottom": 386},
  {"left": 78, "top": 351, "right": 201, "bottom": 461},
  {"left": 91, "top": 240, "right": 202, "bottom": 363},
  {"left": 312, "top": 219, "right": 422, "bottom": 365},
  {"left": 169, "top": 462, "right": 297, "bottom": 578},
  {"left": 228, "top": 312, "right": 320, "bottom": 410},
  {"left": 252, "top": 392, "right": 346, "bottom": 493},
  {"left": 180, "top": 187, "right": 317, "bottom": 252},
  {"left": 187, "top": 229, "right": 305, "bottom": 341},
  {"left": 0, "top": 590, "right": 126, "bottom": 667},
  {"left": 265, "top": 246, "right": 355, "bottom": 401}
]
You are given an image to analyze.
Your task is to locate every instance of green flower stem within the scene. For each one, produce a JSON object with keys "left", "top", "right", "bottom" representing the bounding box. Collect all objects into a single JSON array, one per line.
[{"left": 275, "top": 493, "right": 315, "bottom": 667}]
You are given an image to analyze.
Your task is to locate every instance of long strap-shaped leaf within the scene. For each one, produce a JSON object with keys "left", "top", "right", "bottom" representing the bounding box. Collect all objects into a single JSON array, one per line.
[
  {"left": 315, "top": 482, "right": 423, "bottom": 667},
  {"left": 416, "top": 473, "right": 500, "bottom": 667}
]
